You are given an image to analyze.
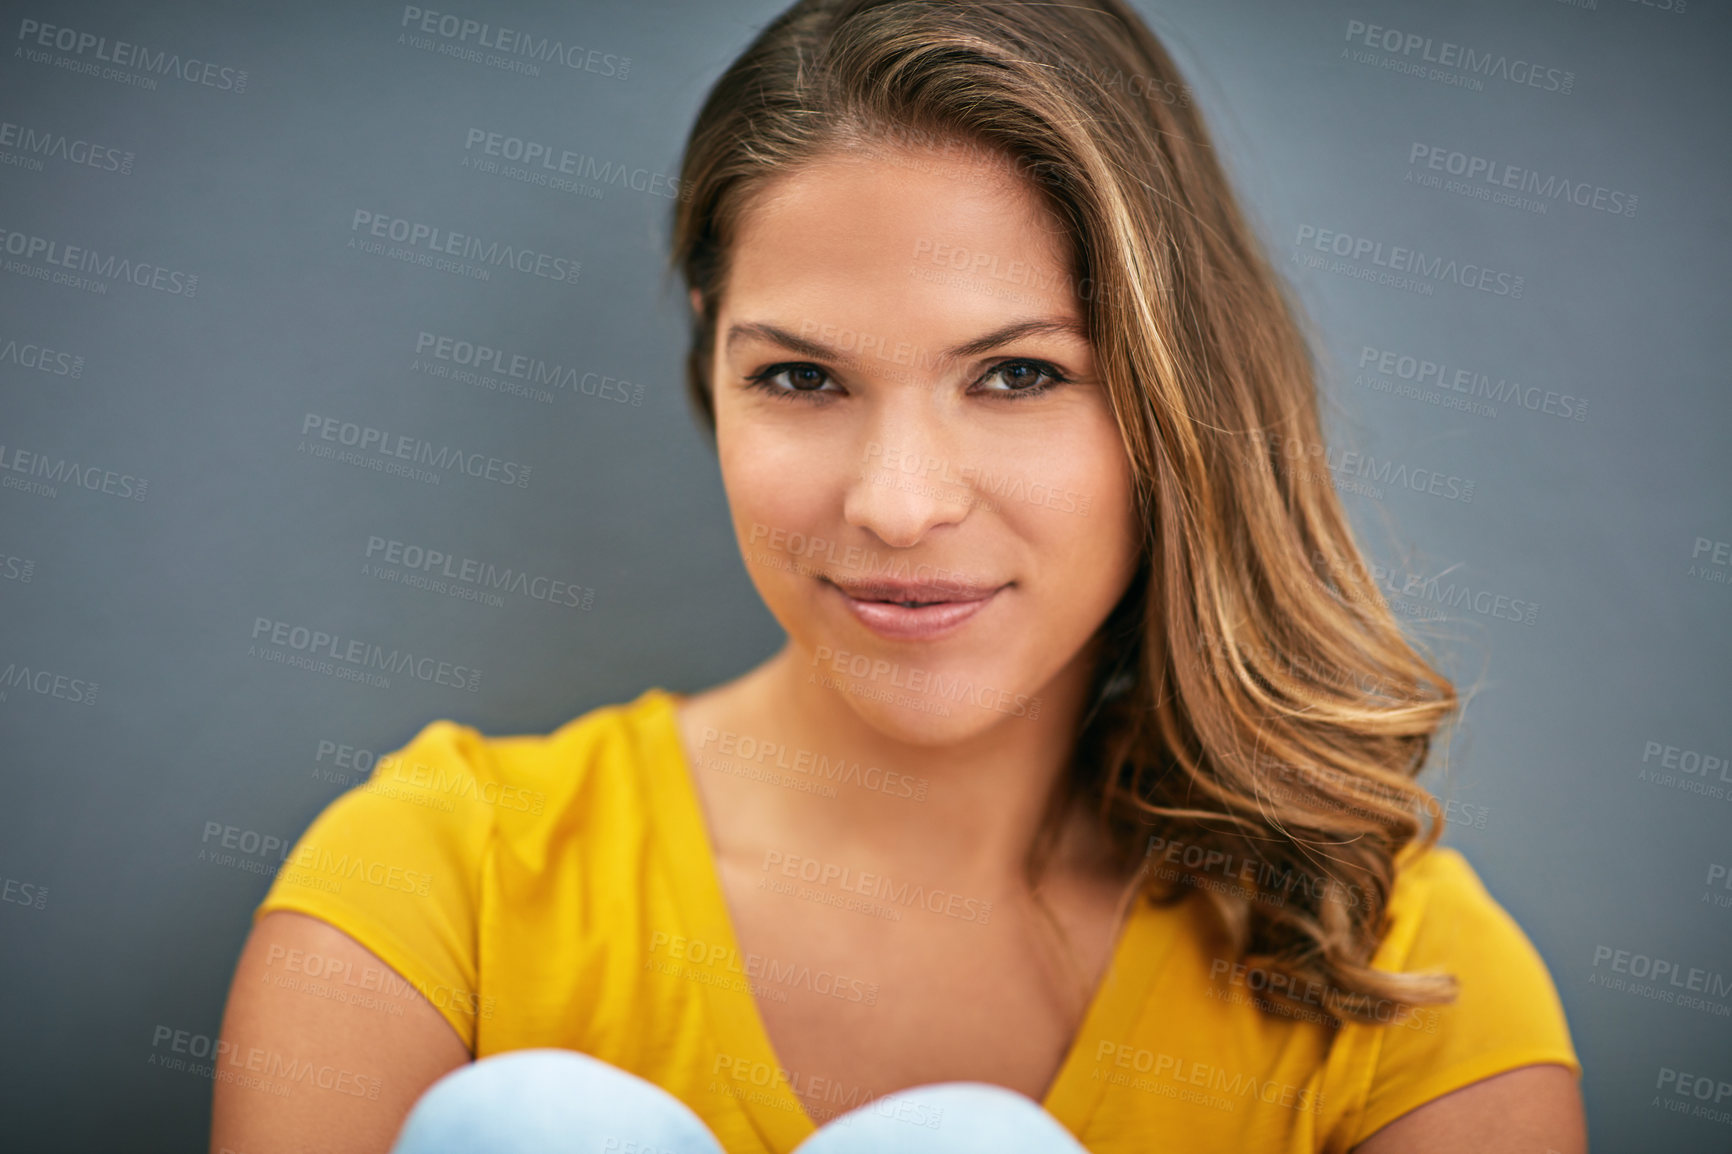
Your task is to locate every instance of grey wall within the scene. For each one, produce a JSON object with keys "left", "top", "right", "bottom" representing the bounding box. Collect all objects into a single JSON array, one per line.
[{"left": 1, "top": 1, "right": 1726, "bottom": 1150}]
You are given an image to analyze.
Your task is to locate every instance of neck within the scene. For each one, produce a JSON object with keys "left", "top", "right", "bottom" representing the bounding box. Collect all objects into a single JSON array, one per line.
[{"left": 687, "top": 635, "right": 1117, "bottom": 892}]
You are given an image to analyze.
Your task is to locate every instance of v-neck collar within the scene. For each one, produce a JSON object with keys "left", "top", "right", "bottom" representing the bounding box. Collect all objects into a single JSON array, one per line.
[{"left": 633, "top": 686, "right": 1175, "bottom": 1153}]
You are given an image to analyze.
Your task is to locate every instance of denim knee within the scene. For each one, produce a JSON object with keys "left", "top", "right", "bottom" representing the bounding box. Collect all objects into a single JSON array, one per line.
[
  {"left": 389, "top": 1048, "right": 727, "bottom": 1154},
  {"left": 793, "top": 1081, "right": 1090, "bottom": 1154}
]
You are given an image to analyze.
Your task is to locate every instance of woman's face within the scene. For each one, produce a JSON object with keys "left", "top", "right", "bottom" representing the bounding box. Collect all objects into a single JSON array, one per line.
[{"left": 703, "top": 140, "right": 1141, "bottom": 745}]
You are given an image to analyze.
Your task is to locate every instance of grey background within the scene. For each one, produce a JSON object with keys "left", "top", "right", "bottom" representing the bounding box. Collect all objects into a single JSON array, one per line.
[{"left": 1, "top": 0, "right": 1727, "bottom": 1150}]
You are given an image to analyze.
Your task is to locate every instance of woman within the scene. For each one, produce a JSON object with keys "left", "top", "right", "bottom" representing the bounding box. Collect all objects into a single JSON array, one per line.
[{"left": 211, "top": 1, "right": 1584, "bottom": 1151}]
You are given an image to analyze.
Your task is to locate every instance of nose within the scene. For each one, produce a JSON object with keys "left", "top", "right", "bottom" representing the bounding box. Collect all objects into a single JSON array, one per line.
[{"left": 844, "top": 419, "right": 974, "bottom": 550}]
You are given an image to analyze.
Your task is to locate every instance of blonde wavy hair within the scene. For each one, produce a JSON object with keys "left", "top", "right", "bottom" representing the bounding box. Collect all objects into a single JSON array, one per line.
[{"left": 668, "top": 0, "right": 1460, "bottom": 1026}]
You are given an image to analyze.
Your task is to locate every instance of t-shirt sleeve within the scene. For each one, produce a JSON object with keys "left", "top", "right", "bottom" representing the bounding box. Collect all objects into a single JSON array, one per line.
[
  {"left": 1347, "top": 846, "right": 1581, "bottom": 1146},
  {"left": 253, "top": 719, "right": 495, "bottom": 1051}
]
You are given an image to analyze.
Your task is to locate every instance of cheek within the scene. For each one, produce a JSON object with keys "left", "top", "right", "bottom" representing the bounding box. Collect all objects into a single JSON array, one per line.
[
  {"left": 717, "top": 411, "right": 848, "bottom": 584},
  {"left": 1007, "top": 417, "right": 1138, "bottom": 570},
  {"left": 721, "top": 420, "right": 829, "bottom": 519}
]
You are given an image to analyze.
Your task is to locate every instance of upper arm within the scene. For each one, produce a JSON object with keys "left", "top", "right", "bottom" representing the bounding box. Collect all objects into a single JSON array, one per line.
[
  {"left": 1337, "top": 845, "right": 1586, "bottom": 1143},
  {"left": 1336, "top": 849, "right": 1582, "bottom": 1149},
  {"left": 1350, "top": 1063, "right": 1585, "bottom": 1154},
  {"left": 210, "top": 909, "right": 470, "bottom": 1154},
  {"left": 211, "top": 717, "right": 499, "bottom": 1151}
]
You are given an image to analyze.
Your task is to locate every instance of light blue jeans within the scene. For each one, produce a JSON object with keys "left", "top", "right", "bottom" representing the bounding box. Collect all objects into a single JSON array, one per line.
[{"left": 389, "top": 1049, "right": 1091, "bottom": 1153}]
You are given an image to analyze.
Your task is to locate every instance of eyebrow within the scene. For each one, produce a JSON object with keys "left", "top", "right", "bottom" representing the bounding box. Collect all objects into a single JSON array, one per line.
[{"left": 724, "top": 317, "right": 1089, "bottom": 363}]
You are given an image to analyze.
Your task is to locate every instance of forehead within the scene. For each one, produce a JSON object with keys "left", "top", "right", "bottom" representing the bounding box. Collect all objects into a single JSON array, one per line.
[{"left": 723, "top": 143, "right": 1081, "bottom": 335}]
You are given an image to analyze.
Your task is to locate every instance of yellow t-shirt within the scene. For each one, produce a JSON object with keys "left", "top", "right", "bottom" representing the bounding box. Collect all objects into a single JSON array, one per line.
[{"left": 254, "top": 686, "right": 1579, "bottom": 1153}]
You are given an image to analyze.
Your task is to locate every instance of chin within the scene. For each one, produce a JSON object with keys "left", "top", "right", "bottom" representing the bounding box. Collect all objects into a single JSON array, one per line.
[
  {"left": 798, "top": 632, "right": 1049, "bottom": 746},
  {"left": 831, "top": 687, "right": 1029, "bottom": 748}
]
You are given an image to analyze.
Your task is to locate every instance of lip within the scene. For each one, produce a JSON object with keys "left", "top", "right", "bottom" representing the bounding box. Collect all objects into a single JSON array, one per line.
[{"left": 823, "top": 577, "right": 1005, "bottom": 642}]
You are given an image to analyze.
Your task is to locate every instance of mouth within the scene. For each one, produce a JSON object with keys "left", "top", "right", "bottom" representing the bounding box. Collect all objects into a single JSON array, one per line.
[
  {"left": 825, "top": 579, "right": 998, "bottom": 604},
  {"left": 822, "top": 577, "right": 1006, "bottom": 641}
]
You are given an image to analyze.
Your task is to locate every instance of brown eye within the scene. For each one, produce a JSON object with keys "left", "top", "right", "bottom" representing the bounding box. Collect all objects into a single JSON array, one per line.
[
  {"left": 976, "top": 358, "right": 1067, "bottom": 397},
  {"left": 743, "top": 362, "right": 839, "bottom": 401}
]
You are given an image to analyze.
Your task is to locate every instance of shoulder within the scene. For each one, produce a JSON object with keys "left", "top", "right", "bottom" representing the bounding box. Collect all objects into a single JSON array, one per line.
[
  {"left": 478, "top": 687, "right": 684, "bottom": 852},
  {"left": 372, "top": 685, "right": 678, "bottom": 834},
  {"left": 1374, "top": 841, "right": 1577, "bottom": 1042},
  {"left": 254, "top": 688, "right": 680, "bottom": 1046},
  {"left": 1336, "top": 842, "right": 1581, "bottom": 1148},
  {"left": 262, "top": 686, "right": 679, "bottom": 919},
  {"left": 1376, "top": 842, "right": 1549, "bottom": 981}
]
